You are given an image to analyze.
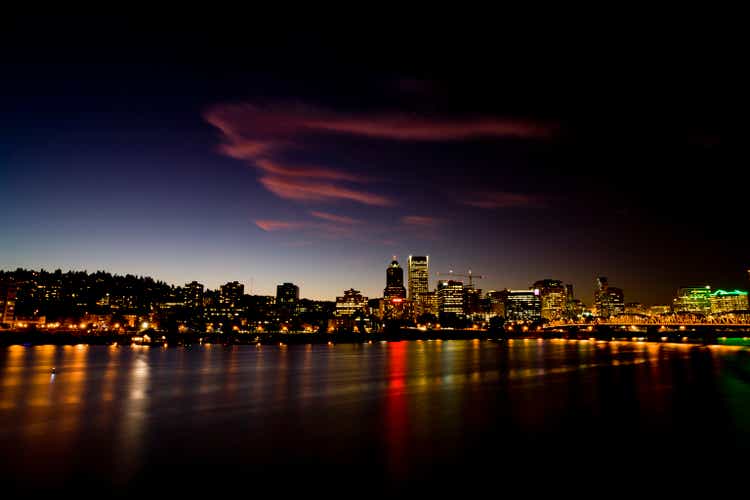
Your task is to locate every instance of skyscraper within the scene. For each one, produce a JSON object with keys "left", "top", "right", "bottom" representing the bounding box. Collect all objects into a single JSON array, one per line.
[
  {"left": 463, "top": 286, "right": 482, "bottom": 315},
  {"left": 533, "top": 279, "right": 568, "bottom": 321},
  {"left": 437, "top": 280, "right": 464, "bottom": 314},
  {"left": 594, "top": 277, "right": 625, "bottom": 317},
  {"left": 408, "top": 256, "right": 429, "bottom": 300},
  {"left": 383, "top": 259, "right": 406, "bottom": 301}
]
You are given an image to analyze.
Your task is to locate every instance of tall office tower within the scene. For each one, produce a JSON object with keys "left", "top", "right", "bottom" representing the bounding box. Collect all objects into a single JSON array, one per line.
[
  {"left": 408, "top": 256, "right": 429, "bottom": 300},
  {"left": 533, "top": 279, "right": 568, "bottom": 321},
  {"left": 673, "top": 286, "right": 712, "bottom": 314},
  {"left": 565, "top": 284, "right": 575, "bottom": 318},
  {"left": 276, "top": 282, "right": 300, "bottom": 317},
  {"left": 594, "top": 277, "right": 625, "bottom": 317},
  {"left": 184, "top": 281, "right": 205, "bottom": 311},
  {"left": 0, "top": 279, "right": 17, "bottom": 324},
  {"left": 219, "top": 281, "right": 244, "bottom": 308},
  {"left": 463, "top": 286, "right": 482, "bottom": 314},
  {"left": 486, "top": 290, "right": 509, "bottom": 316},
  {"left": 437, "top": 280, "right": 464, "bottom": 314},
  {"left": 383, "top": 259, "right": 407, "bottom": 301},
  {"left": 505, "top": 289, "right": 542, "bottom": 321}
]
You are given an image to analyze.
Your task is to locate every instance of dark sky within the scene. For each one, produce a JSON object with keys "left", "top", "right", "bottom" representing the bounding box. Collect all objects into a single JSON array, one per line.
[{"left": 2, "top": 15, "right": 747, "bottom": 304}]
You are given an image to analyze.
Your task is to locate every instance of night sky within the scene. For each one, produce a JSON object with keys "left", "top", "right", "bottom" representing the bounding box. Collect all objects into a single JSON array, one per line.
[{"left": 2, "top": 16, "right": 747, "bottom": 305}]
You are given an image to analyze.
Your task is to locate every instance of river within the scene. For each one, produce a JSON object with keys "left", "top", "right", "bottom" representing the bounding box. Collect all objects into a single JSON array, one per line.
[{"left": 2, "top": 339, "right": 750, "bottom": 496}]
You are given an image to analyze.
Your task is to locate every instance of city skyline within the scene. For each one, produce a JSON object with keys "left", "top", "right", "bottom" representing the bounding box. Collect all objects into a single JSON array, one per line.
[
  {"left": 2, "top": 17, "right": 747, "bottom": 306},
  {"left": 2, "top": 260, "right": 748, "bottom": 309}
]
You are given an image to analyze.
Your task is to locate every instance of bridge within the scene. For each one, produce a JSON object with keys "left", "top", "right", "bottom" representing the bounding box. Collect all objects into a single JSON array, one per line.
[{"left": 544, "top": 312, "right": 750, "bottom": 329}]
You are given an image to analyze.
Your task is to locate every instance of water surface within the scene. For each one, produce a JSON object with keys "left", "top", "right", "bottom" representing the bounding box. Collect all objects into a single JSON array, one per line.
[{"left": 2, "top": 340, "right": 750, "bottom": 496}]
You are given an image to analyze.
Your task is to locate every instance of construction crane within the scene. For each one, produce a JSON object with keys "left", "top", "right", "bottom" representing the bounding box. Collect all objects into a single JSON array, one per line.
[{"left": 435, "top": 270, "right": 484, "bottom": 289}]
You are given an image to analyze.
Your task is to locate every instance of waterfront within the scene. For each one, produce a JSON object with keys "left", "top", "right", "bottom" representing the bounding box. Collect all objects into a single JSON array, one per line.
[{"left": 2, "top": 339, "right": 750, "bottom": 496}]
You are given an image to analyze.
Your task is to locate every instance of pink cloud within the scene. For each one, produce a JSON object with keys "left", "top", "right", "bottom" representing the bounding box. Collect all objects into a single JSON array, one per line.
[
  {"left": 466, "top": 192, "right": 546, "bottom": 209},
  {"left": 205, "top": 102, "right": 556, "bottom": 206},
  {"left": 255, "top": 220, "right": 304, "bottom": 232},
  {"left": 255, "top": 159, "right": 362, "bottom": 182},
  {"left": 401, "top": 215, "right": 440, "bottom": 227},
  {"left": 305, "top": 114, "right": 555, "bottom": 141},
  {"left": 310, "top": 211, "right": 360, "bottom": 224},
  {"left": 259, "top": 176, "right": 393, "bottom": 206}
]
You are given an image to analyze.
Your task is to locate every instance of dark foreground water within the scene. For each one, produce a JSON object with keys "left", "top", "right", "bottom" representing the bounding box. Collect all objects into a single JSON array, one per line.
[{"left": 2, "top": 339, "right": 750, "bottom": 497}]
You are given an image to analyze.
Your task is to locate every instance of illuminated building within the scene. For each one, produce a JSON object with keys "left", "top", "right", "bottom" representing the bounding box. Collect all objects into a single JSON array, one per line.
[
  {"left": 486, "top": 290, "right": 508, "bottom": 316},
  {"left": 569, "top": 299, "right": 586, "bottom": 318},
  {"left": 463, "top": 286, "right": 482, "bottom": 315},
  {"left": 204, "top": 282, "right": 245, "bottom": 327},
  {"left": 0, "top": 279, "right": 17, "bottom": 324},
  {"left": 710, "top": 289, "right": 748, "bottom": 313},
  {"left": 219, "top": 281, "right": 244, "bottom": 308},
  {"left": 335, "top": 288, "right": 368, "bottom": 317},
  {"left": 625, "top": 302, "right": 646, "bottom": 315},
  {"left": 420, "top": 291, "right": 438, "bottom": 315},
  {"left": 533, "top": 279, "right": 567, "bottom": 320},
  {"left": 408, "top": 255, "right": 429, "bottom": 300},
  {"left": 594, "top": 277, "right": 625, "bottom": 317},
  {"left": 437, "top": 280, "right": 464, "bottom": 314},
  {"left": 505, "top": 289, "right": 541, "bottom": 322},
  {"left": 276, "top": 282, "right": 299, "bottom": 317},
  {"left": 383, "top": 259, "right": 407, "bottom": 301},
  {"left": 408, "top": 255, "right": 430, "bottom": 315},
  {"left": 673, "top": 286, "right": 711, "bottom": 314},
  {"left": 648, "top": 305, "right": 671, "bottom": 316},
  {"left": 184, "top": 281, "right": 204, "bottom": 311}
]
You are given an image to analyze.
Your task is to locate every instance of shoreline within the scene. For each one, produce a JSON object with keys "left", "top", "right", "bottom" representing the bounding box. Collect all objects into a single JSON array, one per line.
[{"left": 2, "top": 328, "right": 750, "bottom": 348}]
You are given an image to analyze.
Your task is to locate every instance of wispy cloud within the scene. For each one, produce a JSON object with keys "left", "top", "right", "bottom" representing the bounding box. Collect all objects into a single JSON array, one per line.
[
  {"left": 310, "top": 211, "right": 360, "bottom": 225},
  {"left": 255, "top": 220, "right": 305, "bottom": 232},
  {"left": 465, "top": 192, "right": 546, "bottom": 209},
  {"left": 259, "top": 176, "right": 392, "bottom": 206},
  {"left": 254, "top": 217, "right": 358, "bottom": 238},
  {"left": 205, "top": 102, "right": 556, "bottom": 207},
  {"left": 401, "top": 215, "right": 440, "bottom": 227},
  {"left": 306, "top": 114, "right": 555, "bottom": 141}
]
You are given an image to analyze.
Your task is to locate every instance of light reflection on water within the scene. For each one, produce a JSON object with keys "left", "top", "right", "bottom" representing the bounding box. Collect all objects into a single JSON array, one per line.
[{"left": 1, "top": 340, "right": 750, "bottom": 495}]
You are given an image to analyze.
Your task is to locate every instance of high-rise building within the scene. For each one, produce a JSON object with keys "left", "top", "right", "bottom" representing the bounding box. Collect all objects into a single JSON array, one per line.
[
  {"left": 219, "top": 281, "right": 244, "bottom": 308},
  {"left": 420, "top": 291, "right": 438, "bottom": 316},
  {"left": 0, "top": 279, "right": 17, "bottom": 324},
  {"left": 505, "top": 289, "right": 542, "bottom": 321},
  {"left": 408, "top": 255, "right": 429, "bottom": 300},
  {"left": 710, "top": 289, "right": 748, "bottom": 313},
  {"left": 486, "top": 290, "right": 508, "bottom": 317},
  {"left": 533, "top": 279, "right": 568, "bottom": 321},
  {"left": 673, "top": 286, "right": 712, "bottom": 314},
  {"left": 383, "top": 259, "right": 407, "bottom": 301},
  {"left": 437, "top": 280, "right": 464, "bottom": 315},
  {"left": 184, "top": 281, "right": 204, "bottom": 311},
  {"left": 276, "top": 282, "right": 299, "bottom": 317},
  {"left": 463, "top": 286, "right": 482, "bottom": 315},
  {"left": 565, "top": 284, "right": 575, "bottom": 317},
  {"left": 594, "top": 277, "right": 625, "bottom": 317},
  {"left": 335, "top": 288, "right": 368, "bottom": 317}
]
